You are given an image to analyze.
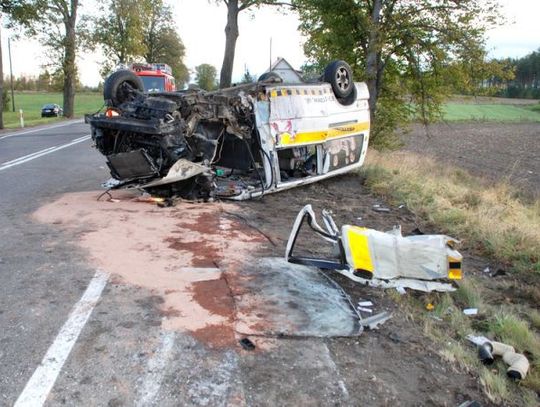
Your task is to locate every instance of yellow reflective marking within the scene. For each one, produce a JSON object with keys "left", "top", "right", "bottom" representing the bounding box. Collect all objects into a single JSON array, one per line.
[
  {"left": 448, "top": 256, "right": 462, "bottom": 280},
  {"left": 346, "top": 226, "right": 374, "bottom": 273},
  {"left": 278, "top": 122, "right": 370, "bottom": 146}
]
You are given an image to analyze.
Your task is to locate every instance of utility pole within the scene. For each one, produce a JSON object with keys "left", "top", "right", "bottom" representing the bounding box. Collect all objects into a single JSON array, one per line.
[
  {"left": 269, "top": 37, "right": 272, "bottom": 72},
  {"left": 8, "top": 37, "right": 15, "bottom": 112}
]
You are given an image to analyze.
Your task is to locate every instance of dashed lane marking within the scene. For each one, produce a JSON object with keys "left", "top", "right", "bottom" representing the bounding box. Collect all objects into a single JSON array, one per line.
[
  {"left": 0, "top": 120, "right": 84, "bottom": 140},
  {"left": 0, "top": 135, "right": 91, "bottom": 172}
]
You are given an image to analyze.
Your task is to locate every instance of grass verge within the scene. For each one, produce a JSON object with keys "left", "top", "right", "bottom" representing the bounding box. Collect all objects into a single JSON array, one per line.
[
  {"left": 362, "top": 150, "right": 540, "bottom": 274},
  {"left": 442, "top": 103, "right": 540, "bottom": 122},
  {"left": 361, "top": 150, "right": 540, "bottom": 405},
  {"left": 2, "top": 91, "right": 103, "bottom": 129}
]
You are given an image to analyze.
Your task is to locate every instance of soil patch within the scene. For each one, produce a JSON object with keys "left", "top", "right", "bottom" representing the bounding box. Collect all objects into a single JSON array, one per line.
[{"left": 402, "top": 122, "right": 540, "bottom": 198}]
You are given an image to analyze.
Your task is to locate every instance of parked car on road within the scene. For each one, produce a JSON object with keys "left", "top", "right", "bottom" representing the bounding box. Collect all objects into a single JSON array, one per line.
[
  {"left": 87, "top": 60, "right": 370, "bottom": 201},
  {"left": 41, "top": 104, "right": 63, "bottom": 117}
]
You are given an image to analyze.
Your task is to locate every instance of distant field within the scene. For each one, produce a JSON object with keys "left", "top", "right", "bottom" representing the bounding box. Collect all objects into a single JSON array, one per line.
[
  {"left": 2, "top": 92, "right": 103, "bottom": 129},
  {"left": 442, "top": 101, "right": 540, "bottom": 122}
]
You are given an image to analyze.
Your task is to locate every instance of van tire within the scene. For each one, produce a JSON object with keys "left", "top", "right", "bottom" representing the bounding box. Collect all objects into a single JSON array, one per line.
[
  {"left": 258, "top": 71, "right": 283, "bottom": 83},
  {"left": 104, "top": 70, "right": 144, "bottom": 106},
  {"left": 337, "top": 85, "right": 357, "bottom": 106},
  {"left": 324, "top": 60, "right": 353, "bottom": 99}
]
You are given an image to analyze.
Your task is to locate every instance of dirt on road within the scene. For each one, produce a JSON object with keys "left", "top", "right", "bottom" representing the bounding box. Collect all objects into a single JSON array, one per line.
[{"left": 402, "top": 122, "right": 540, "bottom": 199}]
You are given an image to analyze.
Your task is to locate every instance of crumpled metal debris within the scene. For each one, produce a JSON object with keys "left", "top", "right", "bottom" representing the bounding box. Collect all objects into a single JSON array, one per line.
[{"left": 285, "top": 204, "right": 463, "bottom": 292}]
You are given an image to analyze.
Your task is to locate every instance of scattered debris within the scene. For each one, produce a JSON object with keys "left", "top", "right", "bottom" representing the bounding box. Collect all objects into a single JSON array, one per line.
[
  {"left": 467, "top": 335, "right": 530, "bottom": 380},
  {"left": 491, "top": 268, "right": 506, "bottom": 278},
  {"left": 239, "top": 338, "right": 256, "bottom": 351},
  {"left": 395, "top": 286, "right": 406, "bottom": 295},
  {"left": 358, "top": 301, "right": 373, "bottom": 307},
  {"left": 483, "top": 266, "right": 490, "bottom": 273},
  {"left": 458, "top": 401, "right": 481, "bottom": 407},
  {"left": 463, "top": 308, "right": 478, "bottom": 316},
  {"left": 360, "top": 311, "right": 392, "bottom": 330},
  {"left": 372, "top": 204, "right": 391, "bottom": 213},
  {"left": 357, "top": 307, "right": 373, "bottom": 313},
  {"left": 426, "top": 303, "right": 435, "bottom": 311},
  {"left": 286, "top": 204, "right": 462, "bottom": 292}
]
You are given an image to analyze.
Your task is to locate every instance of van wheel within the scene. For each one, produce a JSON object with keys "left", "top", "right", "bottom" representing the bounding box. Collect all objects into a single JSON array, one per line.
[
  {"left": 337, "top": 85, "right": 357, "bottom": 106},
  {"left": 324, "top": 60, "right": 353, "bottom": 99},
  {"left": 258, "top": 71, "right": 283, "bottom": 83},
  {"left": 104, "top": 70, "right": 144, "bottom": 106}
]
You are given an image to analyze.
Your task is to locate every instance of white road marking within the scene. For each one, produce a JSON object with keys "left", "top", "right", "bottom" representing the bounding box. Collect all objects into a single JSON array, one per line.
[
  {"left": 0, "top": 120, "right": 83, "bottom": 140},
  {"left": 14, "top": 270, "right": 108, "bottom": 407},
  {"left": 0, "top": 135, "right": 91, "bottom": 172},
  {"left": 136, "top": 330, "right": 176, "bottom": 407}
]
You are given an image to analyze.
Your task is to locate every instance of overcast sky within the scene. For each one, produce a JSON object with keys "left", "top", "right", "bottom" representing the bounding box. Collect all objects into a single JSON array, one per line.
[{"left": 1, "top": 0, "right": 539, "bottom": 87}]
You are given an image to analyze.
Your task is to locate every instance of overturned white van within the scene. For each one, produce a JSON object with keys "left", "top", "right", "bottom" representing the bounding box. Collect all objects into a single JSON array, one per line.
[{"left": 87, "top": 61, "right": 370, "bottom": 200}]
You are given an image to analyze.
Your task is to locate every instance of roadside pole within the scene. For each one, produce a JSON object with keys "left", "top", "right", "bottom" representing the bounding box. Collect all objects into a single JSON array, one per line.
[{"left": 8, "top": 38, "right": 15, "bottom": 112}]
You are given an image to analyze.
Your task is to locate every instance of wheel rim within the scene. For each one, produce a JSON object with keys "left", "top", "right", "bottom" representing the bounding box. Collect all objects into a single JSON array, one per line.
[{"left": 335, "top": 67, "right": 350, "bottom": 91}]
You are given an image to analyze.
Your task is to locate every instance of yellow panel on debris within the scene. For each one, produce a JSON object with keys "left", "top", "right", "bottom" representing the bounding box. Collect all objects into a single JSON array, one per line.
[{"left": 345, "top": 226, "right": 374, "bottom": 274}]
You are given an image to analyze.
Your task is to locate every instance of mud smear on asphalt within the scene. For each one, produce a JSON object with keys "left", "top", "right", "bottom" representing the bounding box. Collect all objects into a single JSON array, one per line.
[{"left": 33, "top": 190, "right": 265, "bottom": 347}]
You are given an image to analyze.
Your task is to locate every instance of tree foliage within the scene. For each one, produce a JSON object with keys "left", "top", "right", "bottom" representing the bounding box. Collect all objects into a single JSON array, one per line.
[
  {"left": 498, "top": 49, "right": 540, "bottom": 98},
  {"left": 92, "top": 0, "right": 150, "bottom": 76},
  {"left": 143, "top": 1, "right": 189, "bottom": 87},
  {"left": 6, "top": 0, "right": 83, "bottom": 118},
  {"left": 294, "top": 0, "right": 501, "bottom": 147},
  {"left": 195, "top": 64, "right": 218, "bottom": 91},
  {"left": 91, "top": 0, "right": 189, "bottom": 87}
]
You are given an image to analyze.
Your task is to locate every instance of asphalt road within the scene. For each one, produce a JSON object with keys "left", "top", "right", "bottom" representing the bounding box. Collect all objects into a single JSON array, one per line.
[
  {"left": 0, "top": 121, "right": 110, "bottom": 405},
  {"left": 0, "top": 121, "right": 488, "bottom": 406},
  {"left": 0, "top": 121, "right": 351, "bottom": 406}
]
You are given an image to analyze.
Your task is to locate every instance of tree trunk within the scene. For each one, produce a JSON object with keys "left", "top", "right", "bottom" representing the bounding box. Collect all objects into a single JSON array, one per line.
[
  {"left": 365, "top": 0, "right": 383, "bottom": 123},
  {"left": 62, "top": 0, "right": 78, "bottom": 118},
  {"left": 219, "top": 0, "right": 239, "bottom": 89},
  {"left": 0, "top": 23, "right": 4, "bottom": 129}
]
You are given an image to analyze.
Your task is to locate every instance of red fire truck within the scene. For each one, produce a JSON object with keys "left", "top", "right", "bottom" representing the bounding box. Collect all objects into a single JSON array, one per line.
[{"left": 129, "top": 63, "right": 176, "bottom": 92}]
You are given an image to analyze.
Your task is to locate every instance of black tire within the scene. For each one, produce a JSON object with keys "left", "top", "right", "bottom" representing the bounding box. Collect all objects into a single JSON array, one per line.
[
  {"left": 103, "top": 70, "right": 144, "bottom": 106},
  {"left": 324, "top": 60, "right": 353, "bottom": 99},
  {"left": 258, "top": 71, "right": 283, "bottom": 83},
  {"left": 337, "top": 85, "right": 357, "bottom": 106}
]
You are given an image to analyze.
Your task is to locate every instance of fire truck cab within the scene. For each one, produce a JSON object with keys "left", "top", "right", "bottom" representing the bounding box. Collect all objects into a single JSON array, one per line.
[{"left": 130, "top": 63, "right": 176, "bottom": 93}]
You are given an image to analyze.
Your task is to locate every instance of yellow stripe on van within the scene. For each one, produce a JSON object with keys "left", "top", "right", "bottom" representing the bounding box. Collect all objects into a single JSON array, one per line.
[
  {"left": 278, "top": 122, "right": 370, "bottom": 146},
  {"left": 345, "top": 226, "right": 374, "bottom": 273}
]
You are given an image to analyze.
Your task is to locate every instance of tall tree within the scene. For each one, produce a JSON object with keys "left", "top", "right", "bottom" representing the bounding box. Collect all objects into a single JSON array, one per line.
[
  {"left": 91, "top": 0, "right": 151, "bottom": 76},
  {"left": 195, "top": 64, "right": 218, "bottom": 91},
  {"left": 216, "top": 0, "right": 279, "bottom": 88},
  {"left": 143, "top": 1, "right": 189, "bottom": 87},
  {"left": 294, "top": 0, "right": 501, "bottom": 145},
  {"left": 7, "top": 0, "right": 83, "bottom": 118}
]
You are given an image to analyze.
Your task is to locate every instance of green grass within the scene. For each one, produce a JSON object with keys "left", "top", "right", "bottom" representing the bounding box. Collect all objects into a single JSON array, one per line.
[
  {"left": 360, "top": 150, "right": 540, "bottom": 402},
  {"left": 442, "top": 103, "right": 540, "bottom": 122},
  {"left": 2, "top": 91, "right": 103, "bottom": 129}
]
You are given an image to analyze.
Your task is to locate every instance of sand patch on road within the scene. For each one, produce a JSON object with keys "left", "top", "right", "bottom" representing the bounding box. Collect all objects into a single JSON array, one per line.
[{"left": 33, "top": 190, "right": 266, "bottom": 347}]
